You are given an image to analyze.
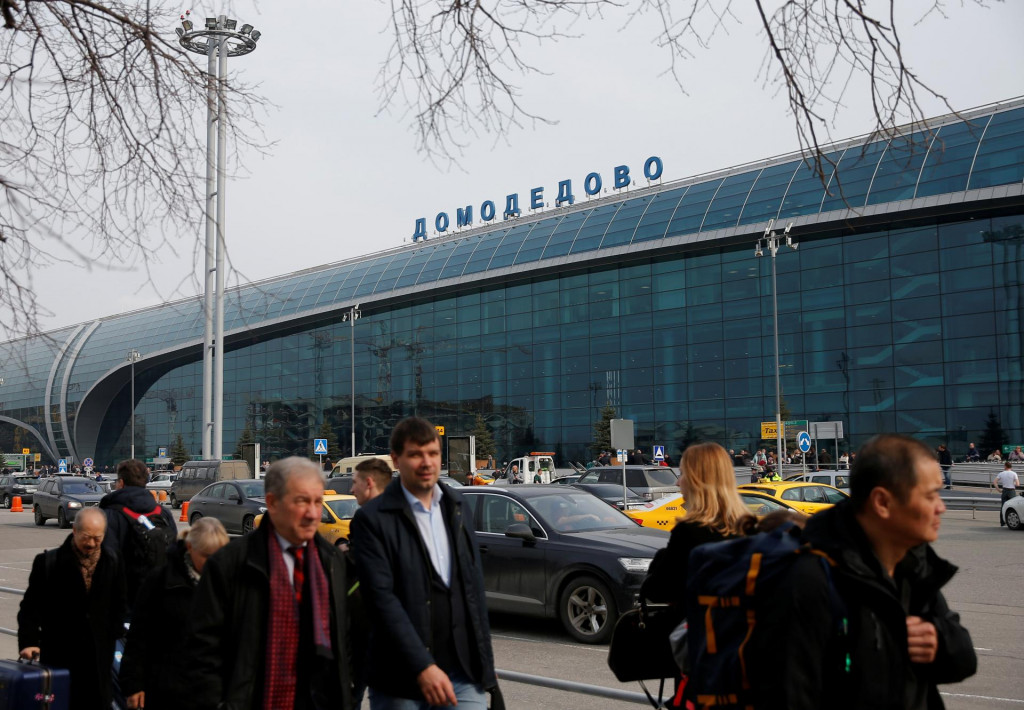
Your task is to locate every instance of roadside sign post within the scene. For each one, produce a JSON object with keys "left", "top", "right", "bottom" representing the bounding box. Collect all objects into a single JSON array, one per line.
[
  {"left": 313, "top": 438, "right": 328, "bottom": 467},
  {"left": 610, "top": 419, "right": 635, "bottom": 512},
  {"left": 797, "top": 431, "right": 812, "bottom": 475},
  {"left": 652, "top": 445, "right": 665, "bottom": 462}
]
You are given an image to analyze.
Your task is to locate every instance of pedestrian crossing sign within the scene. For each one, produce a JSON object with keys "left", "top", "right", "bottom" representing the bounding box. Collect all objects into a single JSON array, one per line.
[
  {"left": 313, "top": 439, "right": 328, "bottom": 455},
  {"left": 653, "top": 445, "right": 665, "bottom": 461}
]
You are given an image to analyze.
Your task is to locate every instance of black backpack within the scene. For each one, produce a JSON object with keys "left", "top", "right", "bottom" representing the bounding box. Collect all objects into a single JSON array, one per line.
[
  {"left": 684, "top": 523, "right": 849, "bottom": 709},
  {"left": 118, "top": 504, "right": 176, "bottom": 585}
]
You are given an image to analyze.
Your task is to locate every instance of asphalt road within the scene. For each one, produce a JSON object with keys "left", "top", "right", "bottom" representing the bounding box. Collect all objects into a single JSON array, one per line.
[{"left": 1, "top": 505, "right": 1022, "bottom": 708}]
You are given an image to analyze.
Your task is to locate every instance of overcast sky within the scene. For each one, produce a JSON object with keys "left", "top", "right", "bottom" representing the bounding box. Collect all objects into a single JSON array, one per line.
[{"left": 30, "top": 0, "right": 1024, "bottom": 332}]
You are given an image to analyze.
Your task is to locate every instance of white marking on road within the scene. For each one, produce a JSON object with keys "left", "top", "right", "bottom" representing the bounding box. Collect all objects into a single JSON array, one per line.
[
  {"left": 941, "top": 692, "right": 1024, "bottom": 705},
  {"left": 973, "top": 647, "right": 993, "bottom": 651}
]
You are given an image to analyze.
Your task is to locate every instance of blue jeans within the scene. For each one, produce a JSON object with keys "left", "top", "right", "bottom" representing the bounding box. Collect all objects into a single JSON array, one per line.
[{"left": 369, "top": 671, "right": 487, "bottom": 710}]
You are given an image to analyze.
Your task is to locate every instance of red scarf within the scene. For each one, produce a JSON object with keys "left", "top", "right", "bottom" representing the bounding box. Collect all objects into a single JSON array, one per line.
[{"left": 263, "top": 526, "right": 333, "bottom": 709}]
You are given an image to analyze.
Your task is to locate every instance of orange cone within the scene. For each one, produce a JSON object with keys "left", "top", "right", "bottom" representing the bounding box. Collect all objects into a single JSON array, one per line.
[
  {"left": 150, "top": 490, "right": 159, "bottom": 502},
  {"left": 158, "top": 490, "right": 168, "bottom": 504},
  {"left": 11, "top": 496, "right": 23, "bottom": 512},
  {"left": 179, "top": 501, "right": 189, "bottom": 523}
]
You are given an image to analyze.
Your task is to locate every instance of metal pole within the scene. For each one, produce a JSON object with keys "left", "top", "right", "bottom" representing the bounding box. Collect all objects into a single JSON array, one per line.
[
  {"left": 130, "top": 357, "right": 135, "bottom": 460},
  {"left": 213, "top": 20, "right": 228, "bottom": 462},
  {"left": 350, "top": 309, "right": 356, "bottom": 457},
  {"left": 201, "top": 34, "right": 217, "bottom": 460},
  {"left": 771, "top": 241, "right": 783, "bottom": 475}
]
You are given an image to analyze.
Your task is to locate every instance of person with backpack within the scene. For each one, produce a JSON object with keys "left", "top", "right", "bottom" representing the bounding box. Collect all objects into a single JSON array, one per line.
[
  {"left": 99, "top": 458, "right": 179, "bottom": 610},
  {"left": 699, "top": 434, "right": 976, "bottom": 710}
]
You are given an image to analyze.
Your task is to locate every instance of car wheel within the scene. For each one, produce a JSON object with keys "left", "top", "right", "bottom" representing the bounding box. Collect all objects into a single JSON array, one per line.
[
  {"left": 190, "top": 512, "right": 203, "bottom": 525},
  {"left": 170, "top": 494, "right": 179, "bottom": 509},
  {"left": 242, "top": 515, "right": 255, "bottom": 535},
  {"left": 558, "top": 575, "right": 617, "bottom": 644},
  {"left": 57, "top": 507, "right": 70, "bottom": 529},
  {"left": 1006, "top": 507, "right": 1023, "bottom": 531},
  {"left": 1, "top": 494, "right": 10, "bottom": 509},
  {"left": 33, "top": 506, "right": 46, "bottom": 526}
]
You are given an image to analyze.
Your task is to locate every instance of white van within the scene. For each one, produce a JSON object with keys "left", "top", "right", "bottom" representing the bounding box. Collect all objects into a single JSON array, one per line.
[{"left": 329, "top": 454, "right": 395, "bottom": 478}]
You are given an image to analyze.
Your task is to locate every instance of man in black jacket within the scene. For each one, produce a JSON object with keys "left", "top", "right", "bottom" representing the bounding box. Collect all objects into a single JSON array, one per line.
[
  {"left": 759, "top": 434, "right": 976, "bottom": 709},
  {"left": 187, "top": 457, "right": 353, "bottom": 710},
  {"left": 350, "top": 417, "right": 499, "bottom": 709}
]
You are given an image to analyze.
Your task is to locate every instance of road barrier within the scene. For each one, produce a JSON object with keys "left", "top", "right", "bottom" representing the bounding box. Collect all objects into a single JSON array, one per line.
[{"left": 496, "top": 668, "right": 655, "bottom": 705}]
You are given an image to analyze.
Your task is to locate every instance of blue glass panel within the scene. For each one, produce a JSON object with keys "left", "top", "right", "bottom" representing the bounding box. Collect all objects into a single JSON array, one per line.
[
  {"left": 392, "top": 248, "right": 434, "bottom": 289},
  {"left": 438, "top": 235, "right": 483, "bottom": 280},
  {"left": 867, "top": 131, "right": 932, "bottom": 205},
  {"left": 486, "top": 223, "right": 536, "bottom": 269},
  {"left": 968, "top": 107, "right": 1024, "bottom": 190},
  {"left": 462, "top": 227, "right": 511, "bottom": 276},
  {"left": 738, "top": 161, "right": 800, "bottom": 225},
  {"left": 539, "top": 210, "right": 590, "bottom": 259},
  {"left": 352, "top": 255, "right": 398, "bottom": 298},
  {"left": 820, "top": 141, "right": 887, "bottom": 212},
  {"left": 415, "top": 240, "right": 459, "bottom": 285},
  {"left": 601, "top": 196, "right": 655, "bottom": 248},
  {"left": 569, "top": 203, "right": 623, "bottom": 255},
  {"left": 633, "top": 188, "right": 687, "bottom": 243},
  {"left": 702, "top": 171, "right": 760, "bottom": 231},
  {"left": 777, "top": 151, "right": 843, "bottom": 219},
  {"left": 666, "top": 179, "right": 722, "bottom": 236},
  {"left": 332, "top": 261, "right": 374, "bottom": 301},
  {"left": 371, "top": 252, "right": 413, "bottom": 293},
  {"left": 915, "top": 120, "right": 987, "bottom": 198},
  {"left": 512, "top": 215, "right": 564, "bottom": 265}
]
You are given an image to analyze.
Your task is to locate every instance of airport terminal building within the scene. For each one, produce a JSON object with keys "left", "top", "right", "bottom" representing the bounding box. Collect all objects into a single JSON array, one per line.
[{"left": 2, "top": 99, "right": 1024, "bottom": 467}]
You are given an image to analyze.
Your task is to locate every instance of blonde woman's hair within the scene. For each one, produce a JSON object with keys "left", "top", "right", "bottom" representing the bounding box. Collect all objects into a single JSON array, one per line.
[
  {"left": 679, "top": 442, "right": 755, "bottom": 536},
  {"left": 185, "top": 517, "right": 230, "bottom": 556}
]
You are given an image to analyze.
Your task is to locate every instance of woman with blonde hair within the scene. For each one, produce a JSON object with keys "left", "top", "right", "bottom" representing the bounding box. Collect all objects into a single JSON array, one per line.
[{"left": 641, "top": 442, "right": 755, "bottom": 613}]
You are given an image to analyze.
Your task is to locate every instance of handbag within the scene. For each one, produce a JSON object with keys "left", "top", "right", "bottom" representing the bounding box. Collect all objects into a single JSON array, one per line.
[{"left": 607, "top": 602, "right": 681, "bottom": 682}]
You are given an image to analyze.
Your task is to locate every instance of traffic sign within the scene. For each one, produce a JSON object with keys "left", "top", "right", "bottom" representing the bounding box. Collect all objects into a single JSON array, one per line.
[
  {"left": 797, "top": 431, "right": 812, "bottom": 453},
  {"left": 58, "top": 458, "right": 67, "bottom": 472},
  {"left": 158, "top": 447, "right": 167, "bottom": 458},
  {"left": 83, "top": 457, "right": 94, "bottom": 467},
  {"left": 760, "top": 421, "right": 778, "bottom": 439},
  {"left": 313, "top": 439, "right": 328, "bottom": 455},
  {"left": 435, "top": 425, "right": 445, "bottom": 436},
  {"left": 21, "top": 448, "right": 29, "bottom": 455},
  {"left": 652, "top": 445, "right": 665, "bottom": 461}
]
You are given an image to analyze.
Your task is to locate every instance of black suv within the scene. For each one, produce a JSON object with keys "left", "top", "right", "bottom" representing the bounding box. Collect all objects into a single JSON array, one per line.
[
  {"left": 0, "top": 473, "right": 38, "bottom": 508},
  {"left": 33, "top": 475, "right": 106, "bottom": 528}
]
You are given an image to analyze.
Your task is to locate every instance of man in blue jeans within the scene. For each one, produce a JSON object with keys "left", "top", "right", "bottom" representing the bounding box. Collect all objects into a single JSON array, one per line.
[{"left": 351, "top": 417, "right": 502, "bottom": 709}]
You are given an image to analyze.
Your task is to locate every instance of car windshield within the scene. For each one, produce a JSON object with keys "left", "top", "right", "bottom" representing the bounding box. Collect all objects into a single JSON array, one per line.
[
  {"left": 14, "top": 477, "right": 36, "bottom": 485},
  {"left": 326, "top": 498, "right": 359, "bottom": 519},
  {"left": 635, "top": 468, "right": 678, "bottom": 487},
  {"left": 740, "top": 493, "right": 790, "bottom": 516},
  {"left": 237, "top": 481, "right": 265, "bottom": 498},
  {"left": 64, "top": 481, "right": 102, "bottom": 494},
  {"left": 529, "top": 492, "right": 635, "bottom": 533}
]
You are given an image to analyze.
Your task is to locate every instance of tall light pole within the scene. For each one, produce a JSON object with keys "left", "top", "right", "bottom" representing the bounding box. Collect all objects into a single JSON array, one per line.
[
  {"left": 342, "top": 305, "right": 362, "bottom": 457},
  {"left": 177, "top": 12, "right": 261, "bottom": 462},
  {"left": 126, "top": 350, "right": 143, "bottom": 460},
  {"left": 755, "top": 220, "right": 797, "bottom": 471}
]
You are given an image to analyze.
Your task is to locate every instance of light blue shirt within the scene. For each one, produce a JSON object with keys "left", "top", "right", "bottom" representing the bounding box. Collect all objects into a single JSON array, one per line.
[{"left": 401, "top": 483, "right": 452, "bottom": 587}]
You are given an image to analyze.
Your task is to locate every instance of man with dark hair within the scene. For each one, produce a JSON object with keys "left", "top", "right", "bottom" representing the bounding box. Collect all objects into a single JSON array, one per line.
[
  {"left": 99, "top": 458, "right": 178, "bottom": 607},
  {"left": 352, "top": 458, "right": 392, "bottom": 506},
  {"left": 189, "top": 456, "right": 354, "bottom": 709},
  {"left": 758, "top": 434, "right": 976, "bottom": 709},
  {"left": 350, "top": 417, "right": 500, "bottom": 709},
  {"left": 937, "top": 443, "right": 954, "bottom": 490}
]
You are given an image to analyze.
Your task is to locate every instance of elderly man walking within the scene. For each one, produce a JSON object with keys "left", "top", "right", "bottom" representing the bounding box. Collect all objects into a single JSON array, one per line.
[
  {"left": 18, "top": 507, "right": 127, "bottom": 710},
  {"left": 188, "top": 456, "right": 354, "bottom": 710}
]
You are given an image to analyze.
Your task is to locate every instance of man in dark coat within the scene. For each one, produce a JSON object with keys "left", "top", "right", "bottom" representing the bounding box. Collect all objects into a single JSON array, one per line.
[
  {"left": 350, "top": 417, "right": 500, "bottom": 709},
  {"left": 99, "top": 458, "right": 178, "bottom": 606},
  {"left": 757, "top": 434, "right": 976, "bottom": 709},
  {"left": 18, "top": 507, "right": 127, "bottom": 710},
  {"left": 187, "top": 457, "right": 354, "bottom": 710}
]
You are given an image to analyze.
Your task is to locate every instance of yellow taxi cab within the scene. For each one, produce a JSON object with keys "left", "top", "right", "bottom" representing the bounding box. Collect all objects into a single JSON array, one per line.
[
  {"left": 737, "top": 481, "right": 847, "bottom": 515},
  {"left": 625, "top": 493, "right": 686, "bottom": 530},
  {"left": 738, "top": 490, "right": 804, "bottom": 517},
  {"left": 255, "top": 491, "right": 359, "bottom": 546}
]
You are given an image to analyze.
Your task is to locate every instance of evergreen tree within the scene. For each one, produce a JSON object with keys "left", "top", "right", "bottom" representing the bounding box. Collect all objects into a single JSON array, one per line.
[
  {"left": 471, "top": 414, "right": 496, "bottom": 458},
  {"left": 234, "top": 421, "right": 255, "bottom": 460},
  {"left": 592, "top": 403, "right": 616, "bottom": 456},
  {"left": 170, "top": 434, "right": 189, "bottom": 467},
  {"left": 979, "top": 410, "right": 1008, "bottom": 459},
  {"left": 318, "top": 419, "right": 344, "bottom": 461}
]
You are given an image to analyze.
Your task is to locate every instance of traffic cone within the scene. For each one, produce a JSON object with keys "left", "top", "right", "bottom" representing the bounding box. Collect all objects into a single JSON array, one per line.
[
  {"left": 158, "top": 490, "right": 168, "bottom": 504},
  {"left": 11, "top": 496, "right": 23, "bottom": 512},
  {"left": 150, "top": 490, "right": 159, "bottom": 502},
  {"left": 179, "top": 501, "right": 189, "bottom": 523}
]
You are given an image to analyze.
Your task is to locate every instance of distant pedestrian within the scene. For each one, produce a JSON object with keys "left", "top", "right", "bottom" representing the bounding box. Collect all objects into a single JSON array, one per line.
[
  {"left": 937, "top": 444, "right": 954, "bottom": 489},
  {"left": 995, "top": 462, "right": 1020, "bottom": 527},
  {"left": 965, "top": 443, "right": 981, "bottom": 462},
  {"left": 18, "top": 508, "right": 127, "bottom": 710},
  {"left": 352, "top": 457, "right": 392, "bottom": 506},
  {"left": 1008, "top": 447, "right": 1024, "bottom": 463},
  {"left": 121, "top": 518, "right": 229, "bottom": 709}
]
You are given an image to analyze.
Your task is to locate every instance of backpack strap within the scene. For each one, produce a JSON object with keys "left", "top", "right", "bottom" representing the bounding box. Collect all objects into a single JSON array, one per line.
[
  {"left": 44, "top": 547, "right": 58, "bottom": 580},
  {"left": 120, "top": 504, "right": 164, "bottom": 522}
]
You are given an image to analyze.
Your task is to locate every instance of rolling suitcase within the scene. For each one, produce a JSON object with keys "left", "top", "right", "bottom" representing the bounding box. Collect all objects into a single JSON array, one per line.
[{"left": 0, "top": 657, "right": 71, "bottom": 710}]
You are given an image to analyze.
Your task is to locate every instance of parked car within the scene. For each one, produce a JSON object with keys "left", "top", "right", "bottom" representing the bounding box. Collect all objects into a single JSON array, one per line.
[
  {"left": 784, "top": 471, "right": 851, "bottom": 492},
  {"left": 1002, "top": 493, "right": 1024, "bottom": 530},
  {"left": 256, "top": 492, "right": 360, "bottom": 546},
  {"left": 32, "top": 476, "right": 106, "bottom": 528},
  {"left": 438, "top": 475, "right": 465, "bottom": 488},
  {"left": 738, "top": 481, "right": 848, "bottom": 515},
  {"left": 187, "top": 479, "right": 266, "bottom": 535},
  {"left": 459, "top": 486, "right": 670, "bottom": 644},
  {"left": 0, "top": 473, "right": 38, "bottom": 508},
  {"left": 170, "top": 460, "right": 251, "bottom": 508},
  {"left": 569, "top": 483, "right": 647, "bottom": 510},
  {"left": 146, "top": 472, "right": 177, "bottom": 492},
  {"left": 739, "top": 490, "right": 804, "bottom": 517},
  {"left": 624, "top": 493, "right": 686, "bottom": 529},
  {"left": 549, "top": 474, "right": 582, "bottom": 486},
  {"left": 576, "top": 466, "right": 679, "bottom": 502}
]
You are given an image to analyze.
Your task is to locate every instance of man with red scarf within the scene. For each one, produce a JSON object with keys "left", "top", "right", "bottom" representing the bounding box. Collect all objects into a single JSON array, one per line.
[{"left": 188, "top": 457, "right": 354, "bottom": 709}]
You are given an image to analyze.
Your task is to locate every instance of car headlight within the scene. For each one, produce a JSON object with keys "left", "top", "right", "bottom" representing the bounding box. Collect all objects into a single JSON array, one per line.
[
  {"left": 258, "top": 506, "right": 267, "bottom": 514},
  {"left": 67, "top": 501, "right": 82, "bottom": 509},
  {"left": 618, "top": 557, "right": 652, "bottom": 573}
]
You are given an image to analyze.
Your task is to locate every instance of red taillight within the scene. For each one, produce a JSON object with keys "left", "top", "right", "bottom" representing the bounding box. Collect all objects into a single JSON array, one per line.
[{"left": 627, "top": 516, "right": 642, "bottom": 526}]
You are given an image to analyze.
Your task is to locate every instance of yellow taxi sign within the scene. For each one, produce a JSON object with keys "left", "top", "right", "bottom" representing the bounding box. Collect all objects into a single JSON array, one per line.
[
  {"left": 34, "top": 453, "right": 42, "bottom": 462},
  {"left": 21, "top": 448, "right": 30, "bottom": 455},
  {"left": 760, "top": 422, "right": 778, "bottom": 439},
  {"left": 435, "top": 425, "right": 445, "bottom": 436}
]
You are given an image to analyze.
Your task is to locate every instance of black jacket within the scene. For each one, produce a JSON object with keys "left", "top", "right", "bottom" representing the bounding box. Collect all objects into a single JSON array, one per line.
[
  {"left": 18, "top": 534, "right": 127, "bottom": 710},
  {"left": 760, "top": 501, "right": 976, "bottom": 710},
  {"left": 186, "top": 523, "right": 354, "bottom": 710},
  {"left": 641, "top": 520, "right": 732, "bottom": 624},
  {"left": 350, "top": 478, "right": 497, "bottom": 700},
  {"left": 99, "top": 485, "right": 178, "bottom": 602},
  {"left": 119, "top": 540, "right": 197, "bottom": 709}
]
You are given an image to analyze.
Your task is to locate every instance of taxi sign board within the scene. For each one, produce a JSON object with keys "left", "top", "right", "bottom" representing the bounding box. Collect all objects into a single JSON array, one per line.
[
  {"left": 21, "top": 448, "right": 30, "bottom": 455},
  {"left": 760, "top": 421, "right": 778, "bottom": 439},
  {"left": 435, "top": 425, "right": 445, "bottom": 436}
]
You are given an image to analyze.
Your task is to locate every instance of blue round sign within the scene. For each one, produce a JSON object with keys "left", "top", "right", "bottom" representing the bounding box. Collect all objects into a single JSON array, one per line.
[{"left": 797, "top": 432, "right": 812, "bottom": 454}]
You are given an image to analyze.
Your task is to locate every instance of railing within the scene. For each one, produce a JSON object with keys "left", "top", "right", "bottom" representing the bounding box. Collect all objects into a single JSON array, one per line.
[{"left": 496, "top": 669, "right": 654, "bottom": 705}]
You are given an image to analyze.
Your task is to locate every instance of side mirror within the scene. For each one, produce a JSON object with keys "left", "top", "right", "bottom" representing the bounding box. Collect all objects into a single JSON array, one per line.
[{"left": 504, "top": 522, "right": 536, "bottom": 543}]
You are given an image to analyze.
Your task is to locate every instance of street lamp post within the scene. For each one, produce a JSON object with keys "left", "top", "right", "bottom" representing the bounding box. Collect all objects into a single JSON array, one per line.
[
  {"left": 342, "top": 305, "right": 362, "bottom": 457},
  {"left": 177, "top": 12, "right": 261, "bottom": 462},
  {"left": 755, "top": 220, "right": 797, "bottom": 471},
  {"left": 126, "top": 350, "right": 143, "bottom": 460}
]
